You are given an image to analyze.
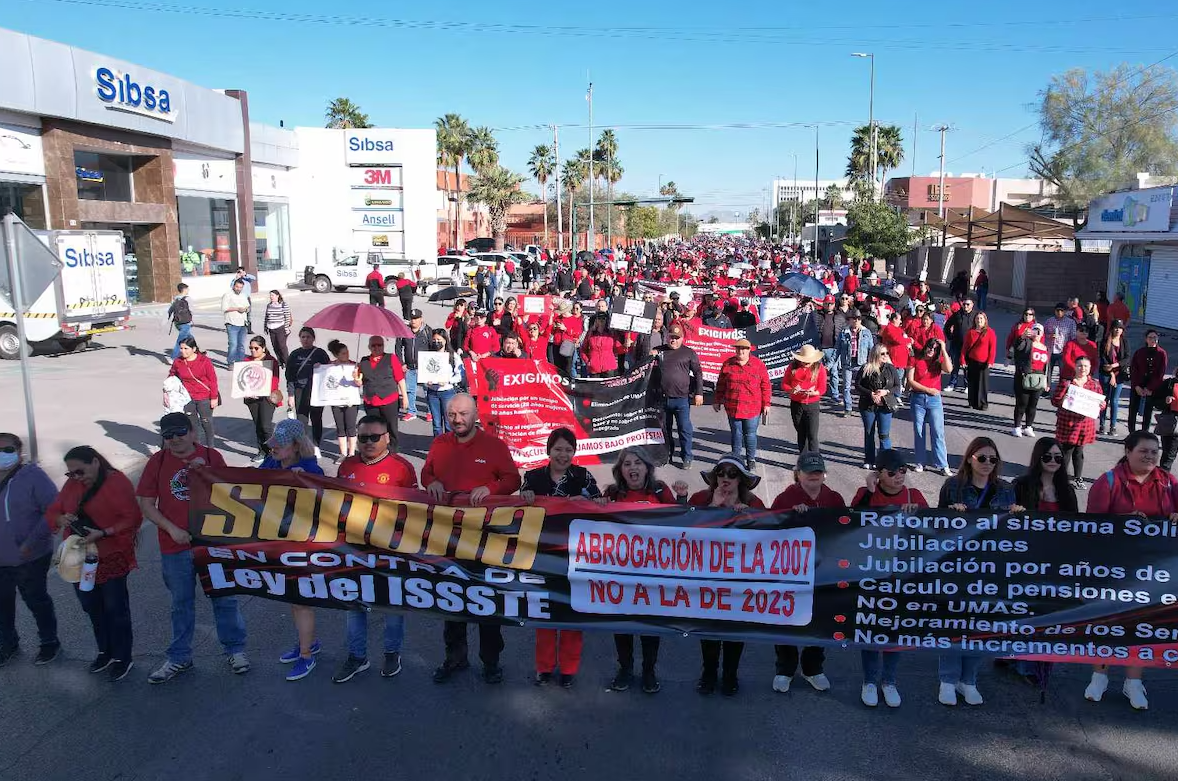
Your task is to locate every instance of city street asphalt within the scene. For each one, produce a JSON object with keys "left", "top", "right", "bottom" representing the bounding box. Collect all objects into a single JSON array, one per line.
[{"left": 1, "top": 284, "right": 1176, "bottom": 781}]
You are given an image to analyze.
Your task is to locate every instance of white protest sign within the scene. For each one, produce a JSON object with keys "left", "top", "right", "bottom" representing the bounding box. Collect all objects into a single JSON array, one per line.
[
  {"left": 1062, "top": 383, "right": 1104, "bottom": 420},
  {"left": 310, "top": 363, "right": 362, "bottom": 407},
  {"left": 417, "top": 351, "right": 456, "bottom": 384},
  {"left": 230, "top": 361, "right": 273, "bottom": 399}
]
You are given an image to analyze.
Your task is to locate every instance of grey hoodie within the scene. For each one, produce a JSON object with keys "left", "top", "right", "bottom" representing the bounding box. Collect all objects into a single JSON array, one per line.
[{"left": 0, "top": 463, "right": 58, "bottom": 566}]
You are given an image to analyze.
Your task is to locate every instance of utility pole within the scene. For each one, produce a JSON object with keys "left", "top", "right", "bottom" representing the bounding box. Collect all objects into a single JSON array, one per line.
[
  {"left": 911, "top": 112, "right": 918, "bottom": 177},
  {"left": 791, "top": 153, "right": 798, "bottom": 244},
  {"left": 553, "top": 124, "right": 563, "bottom": 253},
  {"left": 852, "top": 52, "right": 876, "bottom": 198},
  {"left": 813, "top": 124, "right": 819, "bottom": 265},
  {"left": 933, "top": 124, "right": 952, "bottom": 219},
  {"left": 587, "top": 80, "right": 595, "bottom": 251}
]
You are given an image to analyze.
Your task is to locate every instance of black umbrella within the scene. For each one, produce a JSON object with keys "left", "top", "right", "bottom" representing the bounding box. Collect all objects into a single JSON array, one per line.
[
  {"left": 576, "top": 250, "right": 595, "bottom": 263},
  {"left": 428, "top": 286, "right": 476, "bottom": 303},
  {"left": 860, "top": 283, "right": 904, "bottom": 303},
  {"left": 779, "top": 272, "right": 828, "bottom": 300}
]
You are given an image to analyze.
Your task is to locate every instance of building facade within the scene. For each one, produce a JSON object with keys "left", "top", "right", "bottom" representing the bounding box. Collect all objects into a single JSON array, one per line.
[
  {"left": 884, "top": 174, "right": 1055, "bottom": 213},
  {"left": 771, "top": 178, "right": 856, "bottom": 207}
]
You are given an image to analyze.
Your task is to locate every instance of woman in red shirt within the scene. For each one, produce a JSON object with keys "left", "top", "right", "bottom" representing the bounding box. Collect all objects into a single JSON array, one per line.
[
  {"left": 169, "top": 336, "right": 219, "bottom": 447},
  {"left": 1083, "top": 430, "right": 1178, "bottom": 710},
  {"left": 46, "top": 446, "right": 142, "bottom": 681},
  {"left": 243, "top": 335, "right": 282, "bottom": 461},
  {"left": 581, "top": 314, "right": 622, "bottom": 377},
  {"left": 769, "top": 452, "right": 844, "bottom": 696},
  {"left": 551, "top": 301, "right": 585, "bottom": 376},
  {"left": 963, "top": 311, "right": 997, "bottom": 411},
  {"left": 687, "top": 456, "right": 765, "bottom": 697},
  {"left": 1052, "top": 355, "right": 1105, "bottom": 489},
  {"left": 1011, "top": 323, "right": 1049, "bottom": 437},
  {"left": 879, "top": 311, "right": 911, "bottom": 374},
  {"left": 603, "top": 447, "right": 688, "bottom": 695},
  {"left": 780, "top": 345, "right": 828, "bottom": 454}
]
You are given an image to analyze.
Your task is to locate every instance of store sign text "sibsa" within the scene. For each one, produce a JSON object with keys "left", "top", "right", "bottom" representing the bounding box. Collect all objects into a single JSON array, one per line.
[{"left": 95, "top": 67, "right": 177, "bottom": 123}]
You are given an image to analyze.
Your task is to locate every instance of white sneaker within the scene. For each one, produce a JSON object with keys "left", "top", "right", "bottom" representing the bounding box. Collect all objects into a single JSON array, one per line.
[
  {"left": 938, "top": 682, "right": 957, "bottom": 706},
  {"left": 1023, "top": 427, "right": 1035, "bottom": 438},
  {"left": 862, "top": 463, "right": 873, "bottom": 470},
  {"left": 772, "top": 674, "right": 791, "bottom": 693},
  {"left": 313, "top": 446, "right": 322, "bottom": 458},
  {"left": 1011, "top": 426, "right": 1023, "bottom": 438},
  {"left": 913, "top": 464, "right": 924, "bottom": 473},
  {"left": 955, "top": 682, "right": 984, "bottom": 705},
  {"left": 940, "top": 466, "right": 954, "bottom": 477},
  {"left": 882, "top": 683, "right": 902, "bottom": 708},
  {"left": 803, "top": 673, "right": 831, "bottom": 691},
  {"left": 1084, "top": 672, "right": 1108, "bottom": 702},
  {"left": 861, "top": 683, "right": 879, "bottom": 707},
  {"left": 1123, "top": 679, "right": 1148, "bottom": 710}
]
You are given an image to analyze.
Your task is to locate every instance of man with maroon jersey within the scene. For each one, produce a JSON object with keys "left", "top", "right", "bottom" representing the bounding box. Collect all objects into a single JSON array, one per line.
[
  {"left": 332, "top": 415, "right": 417, "bottom": 684},
  {"left": 423, "top": 393, "right": 522, "bottom": 684}
]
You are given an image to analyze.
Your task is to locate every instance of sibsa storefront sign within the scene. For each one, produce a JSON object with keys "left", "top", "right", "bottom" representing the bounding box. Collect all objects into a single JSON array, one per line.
[
  {"left": 94, "top": 66, "right": 176, "bottom": 123},
  {"left": 190, "top": 468, "right": 1178, "bottom": 667},
  {"left": 344, "top": 130, "right": 400, "bottom": 166}
]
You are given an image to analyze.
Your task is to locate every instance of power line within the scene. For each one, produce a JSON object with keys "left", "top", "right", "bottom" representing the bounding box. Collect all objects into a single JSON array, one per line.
[{"left": 491, "top": 120, "right": 867, "bottom": 133}]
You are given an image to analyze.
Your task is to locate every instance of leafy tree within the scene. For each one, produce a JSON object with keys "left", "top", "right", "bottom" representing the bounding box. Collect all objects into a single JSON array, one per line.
[
  {"left": 626, "top": 205, "right": 661, "bottom": 239},
  {"left": 844, "top": 200, "right": 912, "bottom": 260},
  {"left": 467, "top": 126, "right": 499, "bottom": 176},
  {"left": 823, "top": 184, "right": 845, "bottom": 211},
  {"left": 846, "top": 124, "right": 905, "bottom": 191},
  {"left": 325, "top": 97, "right": 371, "bottom": 129},
  {"left": 435, "top": 113, "right": 472, "bottom": 246},
  {"left": 467, "top": 165, "right": 528, "bottom": 251},
  {"left": 527, "top": 144, "right": 556, "bottom": 245},
  {"left": 1028, "top": 64, "right": 1178, "bottom": 249}
]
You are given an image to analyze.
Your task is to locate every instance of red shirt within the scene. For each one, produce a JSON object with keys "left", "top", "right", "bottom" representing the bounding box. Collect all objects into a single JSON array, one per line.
[
  {"left": 1087, "top": 461, "right": 1178, "bottom": 516},
  {"left": 770, "top": 483, "right": 846, "bottom": 510},
  {"left": 420, "top": 429, "right": 522, "bottom": 496},
  {"left": 851, "top": 486, "right": 929, "bottom": 509},
  {"left": 365, "top": 269, "right": 384, "bottom": 288},
  {"left": 1106, "top": 301, "right": 1130, "bottom": 326},
  {"left": 781, "top": 362, "right": 828, "bottom": 403},
  {"left": 553, "top": 315, "right": 583, "bottom": 345},
  {"left": 910, "top": 355, "right": 943, "bottom": 393},
  {"left": 519, "top": 328, "right": 549, "bottom": 360},
  {"left": 879, "top": 323, "right": 911, "bottom": 370},
  {"left": 465, "top": 325, "right": 501, "bottom": 356},
  {"left": 687, "top": 490, "right": 766, "bottom": 508},
  {"left": 47, "top": 470, "right": 142, "bottom": 583},
  {"left": 605, "top": 484, "right": 677, "bottom": 504},
  {"left": 358, "top": 353, "right": 405, "bottom": 406},
  {"left": 963, "top": 328, "right": 997, "bottom": 365},
  {"left": 136, "top": 446, "right": 227, "bottom": 554},
  {"left": 337, "top": 452, "right": 418, "bottom": 490},
  {"left": 1060, "top": 339, "right": 1098, "bottom": 381},
  {"left": 1027, "top": 344, "right": 1049, "bottom": 373},
  {"left": 716, "top": 355, "right": 772, "bottom": 420},
  {"left": 170, "top": 353, "right": 219, "bottom": 401},
  {"left": 1006, "top": 321, "right": 1035, "bottom": 352}
]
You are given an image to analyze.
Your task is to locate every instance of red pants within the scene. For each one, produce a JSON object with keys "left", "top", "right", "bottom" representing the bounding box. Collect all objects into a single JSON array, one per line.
[{"left": 534, "top": 629, "right": 583, "bottom": 674}]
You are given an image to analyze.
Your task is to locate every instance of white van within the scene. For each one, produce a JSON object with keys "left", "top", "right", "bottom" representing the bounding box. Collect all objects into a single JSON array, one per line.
[{"left": 307, "top": 251, "right": 440, "bottom": 295}]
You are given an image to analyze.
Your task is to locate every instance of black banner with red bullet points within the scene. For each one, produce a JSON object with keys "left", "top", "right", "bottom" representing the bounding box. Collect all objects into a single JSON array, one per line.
[{"left": 190, "top": 470, "right": 1178, "bottom": 667}]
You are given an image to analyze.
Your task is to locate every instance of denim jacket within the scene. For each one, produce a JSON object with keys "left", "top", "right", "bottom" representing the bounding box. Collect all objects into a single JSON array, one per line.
[
  {"left": 937, "top": 476, "right": 1016, "bottom": 511},
  {"left": 838, "top": 327, "right": 875, "bottom": 369}
]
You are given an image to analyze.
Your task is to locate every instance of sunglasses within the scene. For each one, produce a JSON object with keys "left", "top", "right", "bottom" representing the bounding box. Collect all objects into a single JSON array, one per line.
[
  {"left": 0, "top": 446, "right": 16, "bottom": 454},
  {"left": 669, "top": 334, "right": 683, "bottom": 340},
  {"left": 883, "top": 467, "right": 908, "bottom": 476},
  {"left": 715, "top": 468, "right": 742, "bottom": 479},
  {"left": 1040, "top": 453, "right": 1064, "bottom": 464},
  {"left": 494, "top": 300, "right": 504, "bottom": 305},
  {"left": 972, "top": 454, "right": 999, "bottom": 464},
  {"left": 64, "top": 468, "right": 86, "bottom": 479},
  {"left": 1024, "top": 312, "right": 1035, "bottom": 317},
  {"left": 162, "top": 430, "right": 188, "bottom": 440},
  {"left": 357, "top": 433, "right": 385, "bottom": 444}
]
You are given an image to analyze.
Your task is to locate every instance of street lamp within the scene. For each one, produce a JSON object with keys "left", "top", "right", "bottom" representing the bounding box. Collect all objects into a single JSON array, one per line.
[{"left": 852, "top": 52, "right": 876, "bottom": 199}]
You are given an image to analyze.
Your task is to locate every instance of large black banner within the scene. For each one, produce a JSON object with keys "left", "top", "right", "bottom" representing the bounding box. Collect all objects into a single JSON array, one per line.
[
  {"left": 191, "top": 468, "right": 1178, "bottom": 666},
  {"left": 683, "top": 308, "right": 818, "bottom": 382}
]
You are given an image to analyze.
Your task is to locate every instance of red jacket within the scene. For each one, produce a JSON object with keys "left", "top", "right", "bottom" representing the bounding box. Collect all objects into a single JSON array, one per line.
[
  {"left": 169, "top": 353, "right": 218, "bottom": 401},
  {"left": 1006, "top": 321, "right": 1035, "bottom": 352},
  {"left": 1087, "top": 461, "right": 1178, "bottom": 517},
  {"left": 879, "top": 324, "right": 911, "bottom": 370},
  {"left": 1106, "top": 300, "right": 1130, "bottom": 326},
  {"left": 1061, "top": 339, "right": 1099, "bottom": 381},
  {"left": 780, "top": 362, "right": 828, "bottom": 404},
  {"left": 770, "top": 483, "right": 846, "bottom": 511},
  {"left": 420, "top": 429, "right": 522, "bottom": 496},
  {"left": 1129, "top": 346, "right": 1168, "bottom": 393},
  {"left": 46, "top": 470, "right": 142, "bottom": 584},
  {"left": 715, "top": 355, "right": 772, "bottom": 419},
  {"left": 963, "top": 328, "right": 997, "bottom": 365},
  {"left": 582, "top": 332, "right": 622, "bottom": 374}
]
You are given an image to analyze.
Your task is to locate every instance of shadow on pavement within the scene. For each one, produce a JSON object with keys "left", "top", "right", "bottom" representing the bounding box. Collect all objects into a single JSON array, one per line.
[{"left": 95, "top": 419, "right": 158, "bottom": 457}]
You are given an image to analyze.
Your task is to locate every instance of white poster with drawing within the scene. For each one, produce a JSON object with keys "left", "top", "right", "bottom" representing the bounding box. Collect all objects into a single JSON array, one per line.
[
  {"left": 310, "top": 363, "right": 362, "bottom": 407},
  {"left": 1062, "top": 383, "right": 1104, "bottom": 420},
  {"left": 417, "top": 351, "right": 456, "bottom": 385},
  {"left": 231, "top": 361, "right": 273, "bottom": 399}
]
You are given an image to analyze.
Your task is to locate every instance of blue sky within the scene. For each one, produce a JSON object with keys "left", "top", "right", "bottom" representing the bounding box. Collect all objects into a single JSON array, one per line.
[{"left": 5, "top": 0, "right": 1177, "bottom": 215}]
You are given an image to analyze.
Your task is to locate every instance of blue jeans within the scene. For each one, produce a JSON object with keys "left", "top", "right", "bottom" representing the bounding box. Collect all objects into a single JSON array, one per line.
[
  {"left": 404, "top": 368, "right": 419, "bottom": 414},
  {"left": 861, "top": 408, "right": 893, "bottom": 466},
  {"left": 225, "top": 323, "right": 247, "bottom": 365},
  {"left": 910, "top": 392, "right": 947, "bottom": 469},
  {"left": 160, "top": 550, "right": 247, "bottom": 664},
  {"left": 842, "top": 366, "right": 863, "bottom": 411},
  {"left": 938, "top": 653, "right": 982, "bottom": 685},
  {"left": 822, "top": 348, "right": 841, "bottom": 401},
  {"left": 976, "top": 288, "right": 988, "bottom": 311},
  {"left": 663, "top": 397, "right": 694, "bottom": 461},
  {"left": 729, "top": 415, "right": 760, "bottom": 461},
  {"left": 1100, "top": 374, "right": 1126, "bottom": 428},
  {"left": 426, "top": 387, "right": 457, "bottom": 436},
  {"left": 346, "top": 608, "right": 405, "bottom": 658},
  {"left": 946, "top": 342, "right": 963, "bottom": 388},
  {"left": 861, "top": 650, "right": 899, "bottom": 685},
  {"left": 172, "top": 322, "right": 192, "bottom": 359}
]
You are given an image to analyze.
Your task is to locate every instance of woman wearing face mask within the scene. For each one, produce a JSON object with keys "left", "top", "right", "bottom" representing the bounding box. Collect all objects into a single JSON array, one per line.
[
  {"left": 936, "top": 437, "right": 1023, "bottom": 707},
  {"left": 769, "top": 452, "right": 844, "bottom": 696},
  {"left": 286, "top": 327, "right": 331, "bottom": 457},
  {"left": 168, "top": 336, "right": 218, "bottom": 447},
  {"left": 325, "top": 340, "right": 361, "bottom": 459},
  {"left": 603, "top": 447, "right": 689, "bottom": 695},
  {"left": 520, "top": 428, "right": 603, "bottom": 688},
  {"left": 46, "top": 446, "right": 142, "bottom": 681},
  {"left": 849, "top": 449, "right": 928, "bottom": 708},
  {"left": 1051, "top": 355, "right": 1105, "bottom": 489},
  {"left": 1083, "top": 430, "right": 1178, "bottom": 710},
  {"left": 243, "top": 335, "right": 281, "bottom": 462},
  {"left": 423, "top": 329, "right": 464, "bottom": 437},
  {"left": 686, "top": 455, "right": 764, "bottom": 697}
]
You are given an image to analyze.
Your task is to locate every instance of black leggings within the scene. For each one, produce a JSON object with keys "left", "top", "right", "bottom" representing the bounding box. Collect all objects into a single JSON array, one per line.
[
  {"left": 268, "top": 328, "right": 290, "bottom": 368},
  {"left": 364, "top": 403, "right": 400, "bottom": 452},
  {"left": 184, "top": 399, "right": 216, "bottom": 447},
  {"left": 790, "top": 401, "right": 820, "bottom": 453},
  {"left": 967, "top": 360, "right": 990, "bottom": 409},
  {"left": 244, "top": 398, "right": 275, "bottom": 455},
  {"left": 775, "top": 644, "right": 826, "bottom": 677},
  {"left": 1061, "top": 443, "right": 1085, "bottom": 480},
  {"left": 614, "top": 634, "right": 660, "bottom": 673},
  {"left": 701, "top": 640, "right": 744, "bottom": 676},
  {"left": 1162, "top": 435, "right": 1178, "bottom": 472},
  {"left": 331, "top": 406, "right": 359, "bottom": 437},
  {"left": 1012, "top": 375, "right": 1042, "bottom": 428}
]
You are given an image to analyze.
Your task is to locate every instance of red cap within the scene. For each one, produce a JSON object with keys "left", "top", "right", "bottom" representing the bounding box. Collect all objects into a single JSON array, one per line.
[{"left": 823, "top": 295, "right": 836, "bottom": 304}]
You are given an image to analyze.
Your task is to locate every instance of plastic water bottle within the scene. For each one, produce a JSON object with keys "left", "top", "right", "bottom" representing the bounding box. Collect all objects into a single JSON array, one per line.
[{"left": 79, "top": 551, "right": 98, "bottom": 593}]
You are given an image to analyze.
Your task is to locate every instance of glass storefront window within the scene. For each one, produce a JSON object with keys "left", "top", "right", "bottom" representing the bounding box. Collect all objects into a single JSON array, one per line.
[
  {"left": 0, "top": 182, "right": 47, "bottom": 228},
  {"left": 75, "top": 151, "right": 133, "bottom": 202},
  {"left": 177, "top": 195, "right": 237, "bottom": 275},
  {"left": 255, "top": 201, "right": 289, "bottom": 271}
]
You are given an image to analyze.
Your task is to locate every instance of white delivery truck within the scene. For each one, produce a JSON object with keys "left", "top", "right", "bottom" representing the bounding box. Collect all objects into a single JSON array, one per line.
[
  {"left": 305, "top": 249, "right": 439, "bottom": 296},
  {"left": 0, "top": 230, "right": 131, "bottom": 360}
]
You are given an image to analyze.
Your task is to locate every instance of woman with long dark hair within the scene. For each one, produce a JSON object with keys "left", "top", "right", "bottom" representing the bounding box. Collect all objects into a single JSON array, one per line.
[
  {"left": 46, "top": 446, "right": 141, "bottom": 681},
  {"left": 326, "top": 339, "right": 361, "bottom": 459},
  {"left": 1051, "top": 355, "right": 1105, "bottom": 489},
  {"left": 169, "top": 336, "right": 218, "bottom": 447},
  {"left": 243, "top": 335, "right": 281, "bottom": 461},
  {"left": 1011, "top": 323, "right": 1048, "bottom": 438},
  {"left": 286, "top": 327, "right": 331, "bottom": 457},
  {"left": 1013, "top": 437, "right": 1079, "bottom": 513},
  {"left": 1098, "top": 320, "right": 1131, "bottom": 436},
  {"left": 963, "top": 311, "right": 997, "bottom": 411}
]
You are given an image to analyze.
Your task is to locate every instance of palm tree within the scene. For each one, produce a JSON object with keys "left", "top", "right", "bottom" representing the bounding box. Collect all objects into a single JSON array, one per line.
[
  {"left": 845, "top": 125, "right": 873, "bottom": 185},
  {"left": 325, "top": 97, "right": 371, "bottom": 129},
  {"left": 874, "top": 125, "right": 905, "bottom": 189},
  {"left": 562, "top": 156, "right": 587, "bottom": 248},
  {"left": 594, "top": 130, "right": 622, "bottom": 241},
  {"left": 467, "top": 165, "right": 528, "bottom": 251},
  {"left": 467, "top": 126, "right": 499, "bottom": 176},
  {"left": 846, "top": 124, "right": 905, "bottom": 192},
  {"left": 435, "top": 114, "right": 472, "bottom": 248},
  {"left": 528, "top": 144, "right": 556, "bottom": 245}
]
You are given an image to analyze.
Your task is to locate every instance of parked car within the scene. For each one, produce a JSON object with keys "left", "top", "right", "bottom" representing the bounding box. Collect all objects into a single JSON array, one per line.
[
  {"left": 308, "top": 254, "right": 438, "bottom": 295},
  {"left": 464, "top": 237, "right": 496, "bottom": 253}
]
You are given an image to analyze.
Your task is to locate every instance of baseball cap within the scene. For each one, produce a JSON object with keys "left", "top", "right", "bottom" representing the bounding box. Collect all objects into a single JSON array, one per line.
[
  {"left": 409, "top": 309, "right": 423, "bottom": 319},
  {"left": 473, "top": 308, "right": 488, "bottom": 316},
  {"left": 159, "top": 412, "right": 192, "bottom": 435},
  {"left": 268, "top": 418, "right": 306, "bottom": 448},
  {"left": 847, "top": 310, "right": 862, "bottom": 319},
  {"left": 875, "top": 449, "right": 907, "bottom": 473},
  {"left": 823, "top": 295, "right": 835, "bottom": 304},
  {"left": 797, "top": 452, "right": 826, "bottom": 473}
]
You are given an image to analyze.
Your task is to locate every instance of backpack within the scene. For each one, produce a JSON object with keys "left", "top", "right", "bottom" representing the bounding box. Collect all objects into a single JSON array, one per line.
[{"left": 172, "top": 297, "right": 193, "bottom": 325}]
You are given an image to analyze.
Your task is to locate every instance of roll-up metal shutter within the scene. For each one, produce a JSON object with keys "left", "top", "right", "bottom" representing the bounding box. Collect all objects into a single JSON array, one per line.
[{"left": 1144, "top": 246, "right": 1178, "bottom": 330}]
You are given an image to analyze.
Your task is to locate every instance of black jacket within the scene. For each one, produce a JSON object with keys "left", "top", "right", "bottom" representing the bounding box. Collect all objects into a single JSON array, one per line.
[
  {"left": 397, "top": 327, "right": 432, "bottom": 370},
  {"left": 1012, "top": 473, "right": 1078, "bottom": 512},
  {"left": 945, "top": 308, "right": 972, "bottom": 347},
  {"left": 856, "top": 363, "right": 902, "bottom": 411}
]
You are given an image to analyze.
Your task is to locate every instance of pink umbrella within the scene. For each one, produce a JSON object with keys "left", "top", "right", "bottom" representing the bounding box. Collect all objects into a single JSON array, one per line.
[{"left": 303, "top": 303, "right": 413, "bottom": 339}]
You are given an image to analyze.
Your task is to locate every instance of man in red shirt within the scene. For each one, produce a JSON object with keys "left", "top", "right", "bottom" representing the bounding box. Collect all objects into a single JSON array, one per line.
[
  {"left": 332, "top": 414, "right": 417, "bottom": 684},
  {"left": 1106, "top": 292, "right": 1131, "bottom": 329},
  {"left": 464, "top": 309, "right": 501, "bottom": 360},
  {"left": 713, "top": 338, "right": 772, "bottom": 470},
  {"left": 422, "top": 393, "right": 522, "bottom": 684},
  {"left": 136, "top": 412, "right": 248, "bottom": 684}
]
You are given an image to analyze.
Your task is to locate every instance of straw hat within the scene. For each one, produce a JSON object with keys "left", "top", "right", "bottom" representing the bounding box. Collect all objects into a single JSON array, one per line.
[{"left": 792, "top": 344, "right": 823, "bottom": 364}]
